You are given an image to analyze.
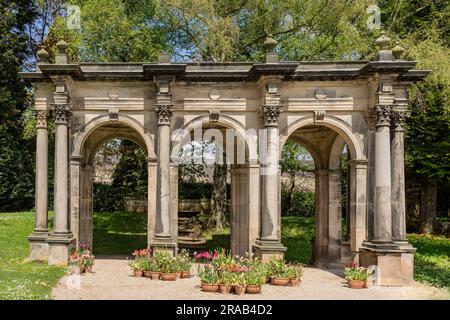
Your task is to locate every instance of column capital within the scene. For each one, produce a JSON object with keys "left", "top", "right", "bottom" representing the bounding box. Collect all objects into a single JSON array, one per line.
[
  {"left": 35, "top": 109, "right": 49, "bottom": 129},
  {"left": 371, "top": 105, "right": 391, "bottom": 127},
  {"left": 390, "top": 110, "right": 409, "bottom": 131},
  {"left": 260, "top": 104, "right": 283, "bottom": 127},
  {"left": 51, "top": 103, "right": 71, "bottom": 124},
  {"left": 155, "top": 104, "right": 174, "bottom": 125}
]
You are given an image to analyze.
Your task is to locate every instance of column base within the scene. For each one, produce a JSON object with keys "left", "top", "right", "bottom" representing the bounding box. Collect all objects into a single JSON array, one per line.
[
  {"left": 27, "top": 231, "right": 49, "bottom": 262},
  {"left": 150, "top": 237, "right": 177, "bottom": 256},
  {"left": 47, "top": 232, "right": 75, "bottom": 266},
  {"left": 359, "top": 241, "right": 416, "bottom": 286},
  {"left": 252, "top": 240, "right": 286, "bottom": 262}
]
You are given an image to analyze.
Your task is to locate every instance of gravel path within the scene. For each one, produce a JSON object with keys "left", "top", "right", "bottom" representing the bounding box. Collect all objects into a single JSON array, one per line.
[{"left": 52, "top": 259, "right": 449, "bottom": 300}]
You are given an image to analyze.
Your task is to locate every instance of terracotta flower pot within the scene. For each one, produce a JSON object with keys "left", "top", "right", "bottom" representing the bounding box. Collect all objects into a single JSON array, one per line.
[
  {"left": 364, "top": 280, "right": 371, "bottom": 288},
  {"left": 176, "top": 271, "right": 182, "bottom": 278},
  {"left": 233, "top": 285, "right": 246, "bottom": 295},
  {"left": 80, "top": 266, "right": 86, "bottom": 273},
  {"left": 160, "top": 272, "right": 177, "bottom": 281},
  {"left": 134, "top": 269, "right": 143, "bottom": 277},
  {"left": 150, "top": 272, "right": 160, "bottom": 280},
  {"left": 87, "top": 266, "right": 93, "bottom": 273},
  {"left": 143, "top": 271, "right": 152, "bottom": 278},
  {"left": 290, "top": 278, "right": 301, "bottom": 287},
  {"left": 201, "top": 283, "right": 219, "bottom": 292},
  {"left": 181, "top": 271, "right": 191, "bottom": 279},
  {"left": 220, "top": 284, "right": 231, "bottom": 294},
  {"left": 246, "top": 285, "right": 262, "bottom": 294},
  {"left": 348, "top": 279, "right": 365, "bottom": 289},
  {"left": 271, "top": 277, "right": 290, "bottom": 286}
]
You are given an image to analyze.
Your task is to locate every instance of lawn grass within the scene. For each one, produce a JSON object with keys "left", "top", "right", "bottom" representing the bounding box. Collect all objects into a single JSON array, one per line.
[
  {"left": 93, "top": 211, "right": 147, "bottom": 255},
  {"left": 0, "top": 212, "right": 65, "bottom": 300},
  {"left": 407, "top": 234, "right": 450, "bottom": 289}
]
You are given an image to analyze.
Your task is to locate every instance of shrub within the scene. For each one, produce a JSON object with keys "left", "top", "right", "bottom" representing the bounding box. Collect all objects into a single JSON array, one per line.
[{"left": 198, "top": 267, "right": 219, "bottom": 284}]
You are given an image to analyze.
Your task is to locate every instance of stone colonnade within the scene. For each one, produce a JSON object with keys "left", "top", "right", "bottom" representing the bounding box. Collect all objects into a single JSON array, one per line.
[{"left": 24, "top": 36, "right": 427, "bottom": 286}]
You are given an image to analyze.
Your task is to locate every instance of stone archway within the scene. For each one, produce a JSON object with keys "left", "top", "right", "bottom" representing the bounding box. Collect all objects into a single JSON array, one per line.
[
  {"left": 171, "top": 115, "right": 259, "bottom": 257},
  {"left": 70, "top": 115, "right": 157, "bottom": 251},
  {"left": 280, "top": 116, "right": 367, "bottom": 267}
]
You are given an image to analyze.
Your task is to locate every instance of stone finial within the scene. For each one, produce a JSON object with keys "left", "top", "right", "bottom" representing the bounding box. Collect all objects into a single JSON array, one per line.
[
  {"left": 263, "top": 34, "right": 279, "bottom": 63},
  {"left": 375, "top": 31, "right": 390, "bottom": 50},
  {"left": 37, "top": 48, "right": 49, "bottom": 64},
  {"left": 55, "top": 39, "right": 69, "bottom": 64},
  {"left": 374, "top": 31, "right": 393, "bottom": 61},
  {"left": 56, "top": 40, "right": 69, "bottom": 53},
  {"left": 392, "top": 43, "right": 406, "bottom": 60},
  {"left": 158, "top": 52, "right": 170, "bottom": 63},
  {"left": 263, "top": 34, "right": 278, "bottom": 53}
]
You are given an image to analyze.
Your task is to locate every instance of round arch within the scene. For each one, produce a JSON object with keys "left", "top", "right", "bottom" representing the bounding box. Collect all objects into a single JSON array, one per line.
[
  {"left": 72, "top": 114, "right": 156, "bottom": 159},
  {"left": 279, "top": 115, "right": 365, "bottom": 162},
  {"left": 170, "top": 114, "right": 258, "bottom": 163}
]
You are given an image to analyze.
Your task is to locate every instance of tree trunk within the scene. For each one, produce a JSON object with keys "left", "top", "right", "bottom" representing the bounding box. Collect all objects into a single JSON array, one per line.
[
  {"left": 420, "top": 178, "right": 437, "bottom": 234},
  {"left": 209, "top": 155, "right": 227, "bottom": 231},
  {"left": 286, "top": 173, "right": 296, "bottom": 216}
]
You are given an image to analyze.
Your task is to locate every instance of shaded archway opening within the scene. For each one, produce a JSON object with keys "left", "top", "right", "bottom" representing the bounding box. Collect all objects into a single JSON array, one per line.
[
  {"left": 174, "top": 121, "right": 253, "bottom": 256},
  {"left": 283, "top": 124, "right": 353, "bottom": 267},
  {"left": 92, "top": 138, "right": 148, "bottom": 255},
  {"left": 76, "top": 122, "right": 150, "bottom": 256}
]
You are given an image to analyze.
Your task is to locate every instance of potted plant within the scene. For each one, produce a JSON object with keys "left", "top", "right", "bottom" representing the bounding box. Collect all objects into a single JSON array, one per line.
[
  {"left": 198, "top": 267, "right": 219, "bottom": 292},
  {"left": 178, "top": 249, "right": 193, "bottom": 279},
  {"left": 128, "top": 257, "right": 145, "bottom": 277},
  {"left": 286, "top": 264, "right": 303, "bottom": 287},
  {"left": 344, "top": 263, "right": 372, "bottom": 289},
  {"left": 82, "top": 250, "right": 95, "bottom": 273},
  {"left": 231, "top": 273, "right": 246, "bottom": 295},
  {"left": 268, "top": 258, "right": 290, "bottom": 286},
  {"left": 147, "top": 258, "right": 161, "bottom": 280},
  {"left": 245, "top": 270, "right": 264, "bottom": 294},
  {"left": 156, "top": 252, "right": 177, "bottom": 281},
  {"left": 129, "top": 248, "right": 151, "bottom": 277},
  {"left": 218, "top": 271, "right": 234, "bottom": 294}
]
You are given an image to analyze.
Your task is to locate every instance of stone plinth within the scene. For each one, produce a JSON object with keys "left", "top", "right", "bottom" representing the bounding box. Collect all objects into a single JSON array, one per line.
[
  {"left": 253, "top": 240, "right": 286, "bottom": 262},
  {"left": 47, "top": 236, "right": 75, "bottom": 266},
  {"left": 359, "top": 243, "right": 415, "bottom": 286},
  {"left": 27, "top": 233, "right": 49, "bottom": 261}
]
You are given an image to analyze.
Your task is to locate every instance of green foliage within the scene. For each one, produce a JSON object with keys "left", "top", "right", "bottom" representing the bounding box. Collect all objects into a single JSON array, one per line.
[
  {"left": 156, "top": 0, "right": 376, "bottom": 62},
  {"left": 198, "top": 266, "right": 219, "bottom": 284},
  {"left": 0, "top": 212, "right": 65, "bottom": 299},
  {"left": 44, "top": 0, "right": 168, "bottom": 62},
  {"left": 344, "top": 265, "right": 373, "bottom": 281},
  {"left": 408, "top": 234, "right": 450, "bottom": 289},
  {"left": 281, "top": 191, "right": 315, "bottom": 217}
]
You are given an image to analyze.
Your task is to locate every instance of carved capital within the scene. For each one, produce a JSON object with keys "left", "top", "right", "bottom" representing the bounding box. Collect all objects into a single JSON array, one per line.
[
  {"left": 51, "top": 104, "right": 71, "bottom": 124},
  {"left": 155, "top": 104, "right": 174, "bottom": 125},
  {"left": 261, "top": 105, "right": 282, "bottom": 127},
  {"left": 391, "top": 110, "right": 409, "bottom": 131},
  {"left": 35, "top": 110, "right": 49, "bottom": 129},
  {"left": 371, "top": 105, "right": 391, "bottom": 127}
]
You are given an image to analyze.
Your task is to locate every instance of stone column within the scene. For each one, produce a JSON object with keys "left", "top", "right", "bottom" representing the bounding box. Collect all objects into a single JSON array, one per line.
[
  {"left": 314, "top": 169, "right": 329, "bottom": 267},
  {"left": 47, "top": 103, "right": 74, "bottom": 265},
  {"left": 391, "top": 111, "right": 407, "bottom": 243},
  {"left": 28, "top": 110, "right": 50, "bottom": 261},
  {"left": 253, "top": 104, "right": 286, "bottom": 261},
  {"left": 372, "top": 105, "right": 394, "bottom": 243},
  {"left": 147, "top": 157, "right": 157, "bottom": 247},
  {"left": 151, "top": 104, "right": 176, "bottom": 255},
  {"left": 327, "top": 169, "right": 342, "bottom": 264}
]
